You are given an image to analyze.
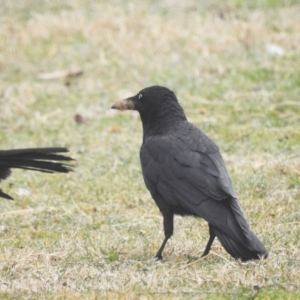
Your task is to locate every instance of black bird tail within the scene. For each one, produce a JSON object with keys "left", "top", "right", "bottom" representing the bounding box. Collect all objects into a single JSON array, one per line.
[
  {"left": 0, "top": 147, "right": 73, "bottom": 175},
  {"left": 211, "top": 225, "right": 268, "bottom": 261}
]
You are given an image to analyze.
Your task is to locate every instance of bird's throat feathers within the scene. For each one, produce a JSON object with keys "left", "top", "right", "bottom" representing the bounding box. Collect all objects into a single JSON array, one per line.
[{"left": 140, "top": 97, "right": 187, "bottom": 138}]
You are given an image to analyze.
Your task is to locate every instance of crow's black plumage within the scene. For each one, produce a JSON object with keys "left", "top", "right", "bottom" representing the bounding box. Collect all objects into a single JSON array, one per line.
[
  {"left": 0, "top": 147, "right": 73, "bottom": 200},
  {"left": 112, "top": 86, "right": 268, "bottom": 261}
]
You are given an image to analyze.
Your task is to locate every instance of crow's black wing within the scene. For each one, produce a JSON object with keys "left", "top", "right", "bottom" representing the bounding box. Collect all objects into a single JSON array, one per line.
[
  {"left": 0, "top": 147, "right": 73, "bottom": 174},
  {"left": 0, "top": 168, "right": 11, "bottom": 181},
  {"left": 0, "top": 147, "right": 73, "bottom": 200},
  {"left": 140, "top": 123, "right": 251, "bottom": 244}
]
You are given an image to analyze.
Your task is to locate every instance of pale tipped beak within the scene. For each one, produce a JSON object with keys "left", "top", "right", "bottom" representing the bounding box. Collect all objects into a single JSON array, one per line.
[{"left": 111, "top": 99, "right": 135, "bottom": 111}]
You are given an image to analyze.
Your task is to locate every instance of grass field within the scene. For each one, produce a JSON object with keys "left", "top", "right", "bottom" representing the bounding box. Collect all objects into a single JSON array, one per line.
[{"left": 0, "top": 0, "right": 300, "bottom": 299}]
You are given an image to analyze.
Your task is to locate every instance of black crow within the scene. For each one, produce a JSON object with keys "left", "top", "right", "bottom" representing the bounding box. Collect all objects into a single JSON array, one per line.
[
  {"left": 0, "top": 147, "right": 73, "bottom": 200},
  {"left": 112, "top": 86, "right": 268, "bottom": 261}
]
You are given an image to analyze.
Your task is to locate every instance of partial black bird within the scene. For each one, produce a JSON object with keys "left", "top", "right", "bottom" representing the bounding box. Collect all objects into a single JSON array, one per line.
[
  {"left": 0, "top": 147, "right": 73, "bottom": 200},
  {"left": 112, "top": 86, "right": 268, "bottom": 261}
]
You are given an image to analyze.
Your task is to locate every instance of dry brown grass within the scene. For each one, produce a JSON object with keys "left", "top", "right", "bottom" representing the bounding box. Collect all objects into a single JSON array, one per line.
[{"left": 0, "top": 0, "right": 300, "bottom": 298}]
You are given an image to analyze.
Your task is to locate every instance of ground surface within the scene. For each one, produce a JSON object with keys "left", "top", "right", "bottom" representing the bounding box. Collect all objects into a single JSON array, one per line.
[{"left": 0, "top": 0, "right": 300, "bottom": 299}]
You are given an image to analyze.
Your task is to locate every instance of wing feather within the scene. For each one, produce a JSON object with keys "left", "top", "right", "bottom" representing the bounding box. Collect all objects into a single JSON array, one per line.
[{"left": 140, "top": 125, "right": 251, "bottom": 244}]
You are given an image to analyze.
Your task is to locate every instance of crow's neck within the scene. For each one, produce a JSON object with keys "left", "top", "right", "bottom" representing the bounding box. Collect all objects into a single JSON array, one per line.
[{"left": 140, "top": 101, "right": 187, "bottom": 139}]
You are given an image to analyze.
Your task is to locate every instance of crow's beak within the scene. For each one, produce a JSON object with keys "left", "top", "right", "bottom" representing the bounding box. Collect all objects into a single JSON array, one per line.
[{"left": 111, "top": 98, "right": 135, "bottom": 111}]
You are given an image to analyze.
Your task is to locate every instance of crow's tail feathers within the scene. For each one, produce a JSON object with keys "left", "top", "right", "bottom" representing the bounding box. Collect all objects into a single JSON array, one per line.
[
  {"left": 211, "top": 225, "right": 268, "bottom": 261},
  {"left": 0, "top": 147, "right": 74, "bottom": 175}
]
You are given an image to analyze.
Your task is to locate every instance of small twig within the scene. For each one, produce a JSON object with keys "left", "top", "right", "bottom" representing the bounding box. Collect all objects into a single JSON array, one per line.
[{"left": 37, "top": 69, "right": 83, "bottom": 80}]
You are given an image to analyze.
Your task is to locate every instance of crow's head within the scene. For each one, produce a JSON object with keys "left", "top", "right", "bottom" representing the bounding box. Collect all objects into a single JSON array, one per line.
[
  {"left": 112, "top": 86, "right": 176, "bottom": 112},
  {"left": 112, "top": 86, "right": 186, "bottom": 125}
]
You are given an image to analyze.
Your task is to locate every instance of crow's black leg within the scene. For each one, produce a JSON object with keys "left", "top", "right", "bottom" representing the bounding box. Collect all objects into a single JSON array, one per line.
[
  {"left": 201, "top": 224, "right": 216, "bottom": 257},
  {"left": 155, "top": 213, "right": 174, "bottom": 260}
]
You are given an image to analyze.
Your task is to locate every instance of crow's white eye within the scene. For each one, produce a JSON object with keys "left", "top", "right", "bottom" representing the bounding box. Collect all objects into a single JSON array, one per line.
[{"left": 138, "top": 94, "right": 143, "bottom": 99}]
